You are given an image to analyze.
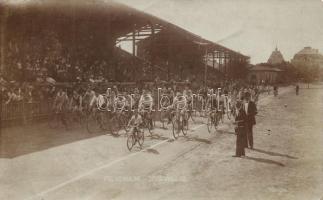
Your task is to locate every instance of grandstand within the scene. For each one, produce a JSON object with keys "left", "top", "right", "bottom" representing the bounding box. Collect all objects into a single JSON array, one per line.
[{"left": 0, "top": 0, "right": 249, "bottom": 85}]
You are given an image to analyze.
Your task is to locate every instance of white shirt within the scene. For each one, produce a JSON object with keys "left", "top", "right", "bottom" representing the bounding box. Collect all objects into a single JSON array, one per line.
[{"left": 244, "top": 102, "right": 249, "bottom": 115}]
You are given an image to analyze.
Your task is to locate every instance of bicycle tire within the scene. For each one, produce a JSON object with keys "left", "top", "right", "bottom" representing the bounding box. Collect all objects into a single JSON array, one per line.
[
  {"left": 227, "top": 109, "right": 232, "bottom": 120},
  {"left": 145, "top": 118, "right": 153, "bottom": 136},
  {"left": 127, "top": 134, "right": 135, "bottom": 151},
  {"left": 172, "top": 119, "right": 180, "bottom": 139},
  {"left": 206, "top": 115, "right": 212, "bottom": 133},
  {"left": 182, "top": 119, "right": 188, "bottom": 136},
  {"left": 86, "top": 113, "right": 101, "bottom": 134},
  {"left": 137, "top": 129, "right": 145, "bottom": 148},
  {"left": 109, "top": 116, "right": 120, "bottom": 136},
  {"left": 48, "top": 113, "right": 59, "bottom": 129}
]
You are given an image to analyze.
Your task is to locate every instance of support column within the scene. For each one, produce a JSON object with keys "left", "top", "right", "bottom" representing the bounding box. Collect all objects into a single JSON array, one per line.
[
  {"left": 212, "top": 51, "right": 215, "bottom": 69},
  {"left": 151, "top": 24, "right": 155, "bottom": 80},
  {"left": 204, "top": 48, "right": 208, "bottom": 87},
  {"left": 0, "top": 5, "right": 9, "bottom": 74},
  {"left": 167, "top": 31, "right": 171, "bottom": 81},
  {"left": 218, "top": 52, "right": 222, "bottom": 73},
  {"left": 224, "top": 52, "right": 227, "bottom": 75},
  {"left": 132, "top": 30, "right": 136, "bottom": 56}
]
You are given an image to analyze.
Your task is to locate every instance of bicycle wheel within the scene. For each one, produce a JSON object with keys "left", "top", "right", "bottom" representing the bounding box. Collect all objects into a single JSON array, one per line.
[
  {"left": 220, "top": 111, "right": 224, "bottom": 123},
  {"left": 206, "top": 115, "right": 212, "bottom": 133},
  {"left": 79, "top": 111, "right": 87, "bottom": 126},
  {"left": 160, "top": 111, "right": 168, "bottom": 129},
  {"left": 137, "top": 129, "right": 145, "bottom": 148},
  {"left": 118, "top": 114, "right": 128, "bottom": 132},
  {"left": 127, "top": 134, "right": 135, "bottom": 151},
  {"left": 145, "top": 118, "right": 153, "bottom": 136},
  {"left": 86, "top": 113, "right": 101, "bottom": 134},
  {"left": 48, "top": 113, "right": 59, "bottom": 129},
  {"left": 215, "top": 113, "right": 221, "bottom": 129},
  {"left": 182, "top": 118, "right": 188, "bottom": 136},
  {"left": 66, "top": 111, "right": 79, "bottom": 128},
  {"left": 172, "top": 118, "right": 180, "bottom": 139},
  {"left": 227, "top": 109, "right": 232, "bottom": 120},
  {"left": 187, "top": 110, "right": 195, "bottom": 123},
  {"left": 109, "top": 116, "right": 120, "bottom": 136}
]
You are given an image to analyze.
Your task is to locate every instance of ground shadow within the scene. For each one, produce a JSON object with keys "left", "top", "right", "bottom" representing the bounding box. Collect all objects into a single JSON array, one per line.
[
  {"left": 0, "top": 122, "right": 108, "bottom": 158},
  {"left": 145, "top": 148, "right": 160, "bottom": 155},
  {"left": 244, "top": 156, "right": 285, "bottom": 167},
  {"left": 217, "top": 130, "right": 236, "bottom": 135},
  {"left": 252, "top": 148, "right": 298, "bottom": 159},
  {"left": 185, "top": 136, "right": 211, "bottom": 144},
  {"left": 149, "top": 134, "right": 168, "bottom": 141}
]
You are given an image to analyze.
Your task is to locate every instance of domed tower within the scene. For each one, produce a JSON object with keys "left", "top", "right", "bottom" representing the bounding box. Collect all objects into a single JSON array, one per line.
[{"left": 267, "top": 47, "right": 285, "bottom": 65}]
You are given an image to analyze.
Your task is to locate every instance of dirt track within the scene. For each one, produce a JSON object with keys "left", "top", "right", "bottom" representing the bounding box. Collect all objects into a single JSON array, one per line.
[{"left": 1, "top": 85, "right": 323, "bottom": 200}]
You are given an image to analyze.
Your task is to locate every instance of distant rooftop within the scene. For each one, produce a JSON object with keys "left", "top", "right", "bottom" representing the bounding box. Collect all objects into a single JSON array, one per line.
[
  {"left": 295, "top": 47, "right": 320, "bottom": 55},
  {"left": 249, "top": 63, "right": 283, "bottom": 72},
  {"left": 267, "top": 47, "right": 285, "bottom": 65}
]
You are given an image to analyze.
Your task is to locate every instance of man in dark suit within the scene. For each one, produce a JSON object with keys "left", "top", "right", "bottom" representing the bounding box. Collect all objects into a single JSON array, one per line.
[
  {"left": 244, "top": 92, "right": 257, "bottom": 149},
  {"left": 233, "top": 100, "right": 247, "bottom": 157}
]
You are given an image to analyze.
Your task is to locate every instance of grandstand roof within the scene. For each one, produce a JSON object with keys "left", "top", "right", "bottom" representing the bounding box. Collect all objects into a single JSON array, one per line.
[{"left": 2, "top": 0, "right": 249, "bottom": 60}]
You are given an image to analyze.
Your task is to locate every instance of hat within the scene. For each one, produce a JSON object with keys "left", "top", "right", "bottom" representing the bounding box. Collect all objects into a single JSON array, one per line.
[
  {"left": 244, "top": 92, "right": 251, "bottom": 98},
  {"left": 236, "top": 100, "right": 242, "bottom": 108}
]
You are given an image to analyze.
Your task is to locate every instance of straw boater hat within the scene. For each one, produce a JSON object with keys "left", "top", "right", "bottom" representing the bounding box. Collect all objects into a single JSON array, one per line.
[
  {"left": 244, "top": 92, "right": 251, "bottom": 98},
  {"left": 236, "top": 100, "right": 242, "bottom": 109}
]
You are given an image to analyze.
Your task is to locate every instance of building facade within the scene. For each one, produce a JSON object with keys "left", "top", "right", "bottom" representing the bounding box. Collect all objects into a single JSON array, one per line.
[
  {"left": 248, "top": 47, "right": 285, "bottom": 84},
  {"left": 248, "top": 64, "right": 283, "bottom": 84},
  {"left": 291, "top": 47, "right": 323, "bottom": 68}
]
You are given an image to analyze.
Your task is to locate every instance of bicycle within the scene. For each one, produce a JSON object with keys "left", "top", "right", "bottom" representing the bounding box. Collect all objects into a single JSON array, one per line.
[
  {"left": 110, "top": 110, "right": 131, "bottom": 133},
  {"left": 86, "top": 110, "right": 119, "bottom": 135},
  {"left": 226, "top": 102, "right": 234, "bottom": 120},
  {"left": 141, "top": 110, "right": 153, "bottom": 136},
  {"left": 48, "top": 107, "right": 69, "bottom": 130},
  {"left": 206, "top": 109, "right": 219, "bottom": 133},
  {"left": 274, "top": 89, "right": 278, "bottom": 97},
  {"left": 67, "top": 107, "right": 87, "bottom": 128},
  {"left": 126, "top": 125, "right": 144, "bottom": 151},
  {"left": 217, "top": 104, "right": 225, "bottom": 123},
  {"left": 172, "top": 110, "right": 188, "bottom": 139},
  {"left": 159, "top": 108, "right": 171, "bottom": 129},
  {"left": 186, "top": 103, "right": 196, "bottom": 124}
]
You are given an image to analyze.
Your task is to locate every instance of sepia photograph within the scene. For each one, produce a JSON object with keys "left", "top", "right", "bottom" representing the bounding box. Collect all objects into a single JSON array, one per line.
[{"left": 0, "top": 0, "right": 323, "bottom": 199}]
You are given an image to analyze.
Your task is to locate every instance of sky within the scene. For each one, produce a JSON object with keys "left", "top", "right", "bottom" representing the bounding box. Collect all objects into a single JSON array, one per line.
[{"left": 115, "top": 0, "right": 323, "bottom": 64}]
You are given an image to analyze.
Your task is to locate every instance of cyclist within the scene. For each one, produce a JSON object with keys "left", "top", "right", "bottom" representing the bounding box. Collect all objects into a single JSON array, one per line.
[
  {"left": 183, "top": 86, "right": 194, "bottom": 115},
  {"left": 114, "top": 93, "right": 127, "bottom": 112},
  {"left": 273, "top": 85, "right": 278, "bottom": 97},
  {"left": 173, "top": 91, "right": 187, "bottom": 112},
  {"left": 70, "top": 89, "right": 83, "bottom": 112},
  {"left": 296, "top": 84, "right": 299, "bottom": 96},
  {"left": 138, "top": 89, "right": 154, "bottom": 129},
  {"left": 127, "top": 109, "right": 143, "bottom": 140},
  {"left": 89, "top": 88, "right": 106, "bottom": 111},
  {"left": 132, "top": 87, "right": 141, "bottom": 110},
  {"left": 82, "top": 87, "right": 93, "bottom": 112},
  {"left": 218, "top": 90, "right": 226, "bottom": 114},
  {"left": 172, "top": 91, "right": 188, "bottom": 133},
  {"left": 206, "top": 88, "right": 218, "bottom": 125},
  {"left": 53, "top": 88, "right": 69, "bottom": 129}
]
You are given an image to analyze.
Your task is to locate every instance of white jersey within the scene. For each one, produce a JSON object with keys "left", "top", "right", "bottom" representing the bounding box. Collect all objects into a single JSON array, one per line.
[
  {"left": 139, "top": 94, "right": 153, "bottom": 111},
  {"left": 173, "top": 95, "right": 187, "bottom": 111},
  {"left": 90, "top": 94, "right": 105, "bottom": 108}
]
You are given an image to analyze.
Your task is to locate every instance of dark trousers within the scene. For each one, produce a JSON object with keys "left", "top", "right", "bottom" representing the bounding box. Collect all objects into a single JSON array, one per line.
[
  {"left": 246, "top": 123, "right": 254, "bottom": 148},
  {"left": 235, "top": 127, "right": 246, "bottom": 156}
]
